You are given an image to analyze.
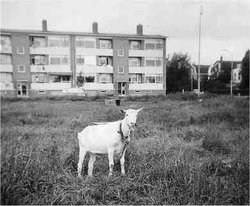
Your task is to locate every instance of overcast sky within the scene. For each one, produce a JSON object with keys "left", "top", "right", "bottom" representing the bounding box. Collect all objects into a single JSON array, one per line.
[{"left": 0, "top": 0, "right": 249, "bottom": 65}]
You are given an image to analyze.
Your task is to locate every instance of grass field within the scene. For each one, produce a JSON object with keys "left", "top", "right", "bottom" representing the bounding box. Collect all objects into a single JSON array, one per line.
[{"left": 1, "top": 94, "right": 249, "bottom": 205}]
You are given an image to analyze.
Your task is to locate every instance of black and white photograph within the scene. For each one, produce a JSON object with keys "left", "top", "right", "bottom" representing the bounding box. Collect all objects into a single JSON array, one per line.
[{"left": 0, "top": 0, "right": 249, "bottom": 204}]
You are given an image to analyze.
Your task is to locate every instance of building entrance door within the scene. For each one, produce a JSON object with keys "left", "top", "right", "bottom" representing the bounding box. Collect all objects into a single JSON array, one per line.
[
  {"left": 118, "top": 82, "right": 127, "bottom": 96},
  {"left": 17, "top": 82, "right": 28, "bottom": 97}
]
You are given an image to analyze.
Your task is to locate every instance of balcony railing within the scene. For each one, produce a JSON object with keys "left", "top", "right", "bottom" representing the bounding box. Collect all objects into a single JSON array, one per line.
[
  {"left": 76, "top": 65, "right": 113, "bottom": 74},
  {"left": 31, "top": 82, "right": 71, "bottom": 90},
  {"left": 30, "top": 65, "right": 71, "bottom": 73},
  {"left": 75, "top": 48, "right": 113, "bottom": 56},
  {"left": 0, "top": 45, "right": 12, "bottom": 53},
  {"left": 0, "top": 64, "right": 13, "bottom": 72},
  {"left": 129, "top": 66, "right": 163, "bottom": 74},
  {"left": 129, "top": 49, "right": 163, "bottom": 57},
  {"left": 129, "top": 83, "right": 163, "bottom": 90},
  {"left": 82, "top": 83, "right": 114, "bottom": 90},
  {"left": 30, "top": 47, "right": 70, "bottom": 55}
]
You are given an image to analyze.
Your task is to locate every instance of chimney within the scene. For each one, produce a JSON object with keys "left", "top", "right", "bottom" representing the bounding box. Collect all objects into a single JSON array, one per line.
[
  {"left": 42, "top": 19, "right": 47, "bottom": 32},
  {"left": 136, "top": 24, "right": 143, "bottom": 35},
  {"left": 92, "top": 22, "right": 98, "bottom": 34}
]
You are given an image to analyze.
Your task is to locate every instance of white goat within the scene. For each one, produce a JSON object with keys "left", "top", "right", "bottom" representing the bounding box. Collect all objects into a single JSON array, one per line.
[{"left": 77, "top": 108, "right": 143, "bottom": 177}]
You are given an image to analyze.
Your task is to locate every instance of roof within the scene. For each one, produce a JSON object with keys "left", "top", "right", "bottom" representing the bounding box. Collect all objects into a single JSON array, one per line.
[
  {"left": 193, "top": 65, "right": 209, "bottom": 74},
  {"left": 221, "top": 61, "right": 241, "bottom": 70},
  {"left": 0, "top": 28, "right": 167, "bottom": 39}
]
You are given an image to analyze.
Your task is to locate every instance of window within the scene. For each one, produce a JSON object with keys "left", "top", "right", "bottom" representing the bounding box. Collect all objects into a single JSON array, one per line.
[
  {"left": 129, "top": 41, "right": 141, "bottom": 50},
  {"left": 75, "top": 37, "right": 95, "bottom": 48},
  {"left": 155, "top": 75, "right": 163, "bottom": 83},
  {"left": 49, "top": 56, "right": 69, "bottom": 65},
  {"left": 85, "top": 76, "right": 95, "bottom": 82},
  {"left": 32, "top": 74, "right": 46, "bottom": 83},
  {"left": 146, "top": 76, "right": 155, "bottom": 83},
  {"left": 17, "top": 65, "right": 25, "bottom": 73},
  {"left": 30, "top": 55, "right": 47, "bottom": 65},
  {"left": 0, "top": 54, "right": 12, "bottom": 64},
  {"left": 129, "top": 74, "right": 144, "bottom": 84},
  {"left": 0, "top": 73, "right": 13, "bottom": 82},
  {"left": 145, "top": 75, "right": 163, "bottom": 83},
  {"left": 155, "top": 43, "right": 163, "bottom": 49},
  {"left": 17, "top": 46, "right": 25, "bottom": 54},
  {"left": 76, "top": 55, "right": 85, "bottom": 65},
  {"left": 0, "top": 35, "right": 11, "bottom": 51},
  {"left": 135, "top": 90, "right": 141, "bottom": 94},
  {"left": 99, "top": 74, "right": 113, "bottom": 83},
  {"left": 146, "top": 59, "right": 155, "bottom": 67},
  {"left": 146, "top": 43, "right": 155, "bottom": 50},
  {"left": 129, "top": 58, "right": 141, "bottom": 67},
  {"left": 118, "top": 66, "right": 124, "bottom": 74},
  {"left": 38, "top": 90, "right": 45, "bottom": 94},
  {"left": 48, "top": 36, "right": 69, "bottom": 47},
  {"left": 30, "top": 36, "right": 46, "bottom": 47},
  {"left": 98, "top": 56, "right": 112, "bottom": 66},
  {"left": 145, "top": 58, "right": 162, "bottom": 67},
  {"left": 145, "top": 90, "right": 152, "bottom": 93},
  {"left": 156, "top": 59, "right": 162, "bottom": 67},
  {"left": 99, "top": 40, "right": 112, "bottom": 49},
  {"left": 118, "top": 49, "right": 124, "bottom": 57},
  {"left": 84, "top": 56, "right": 96, "bottom": 65},
  {"left": 145, "top": 41, "right": 163, "bottom": 50},
  {"left": 49, "top": 75, "right": 71, "bottom": 83}
]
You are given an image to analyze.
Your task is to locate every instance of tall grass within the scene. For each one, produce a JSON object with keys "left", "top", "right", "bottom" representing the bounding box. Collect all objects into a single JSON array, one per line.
[{"left": 1, "top": 94, "right": 249, "bottom": 204}]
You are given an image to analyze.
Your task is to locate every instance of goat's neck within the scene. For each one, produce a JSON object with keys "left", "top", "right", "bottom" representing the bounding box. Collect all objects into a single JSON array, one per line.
[{"left": 121, "top": 118, "right": 131, "bottom": 137}]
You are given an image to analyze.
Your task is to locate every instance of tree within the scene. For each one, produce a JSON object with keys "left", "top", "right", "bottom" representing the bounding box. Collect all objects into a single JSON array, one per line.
[
  {"left": 240, "top": 50, "right": 249, "bottom": 90},
  {"left": 166, "top": 53, "right": 192, "bottom": 92}
]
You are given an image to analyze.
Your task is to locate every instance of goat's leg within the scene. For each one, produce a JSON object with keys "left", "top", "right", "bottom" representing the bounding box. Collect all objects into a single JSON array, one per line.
[
  {"left": 120, "top": 149, "right": 126, "bottom": 175},
  {"left": 107, "top": 149, "right": 114, "bottom": 176},
  {"left": 88, "top": 153, "right": 96, "bottom": 177},
  {"left": 77, "top": 147, "right": 86, "bottom": 178}
]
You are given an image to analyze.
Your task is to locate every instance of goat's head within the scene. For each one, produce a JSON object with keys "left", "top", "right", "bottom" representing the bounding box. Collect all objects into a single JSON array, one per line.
[{"left": 121, "top": 108, "right": 143, "bottom": 130}]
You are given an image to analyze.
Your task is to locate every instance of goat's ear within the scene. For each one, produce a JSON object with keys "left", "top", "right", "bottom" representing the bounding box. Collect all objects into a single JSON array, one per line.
[
  {"left": 137, "top": 107, "right": 144, "bottom": 112},
  {"left": 120, "top": 109, "right": 126, "bottom": 114}
]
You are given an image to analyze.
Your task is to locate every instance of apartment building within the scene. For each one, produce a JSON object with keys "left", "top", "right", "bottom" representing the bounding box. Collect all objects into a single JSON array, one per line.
[{"left": 0, "top": 20, "right": 166, "bottom": 98}]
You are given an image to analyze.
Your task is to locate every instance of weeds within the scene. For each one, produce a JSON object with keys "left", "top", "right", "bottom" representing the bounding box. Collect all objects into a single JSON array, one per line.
[{"left": 1, "top": 94, "right": 249, "bottom": 204}]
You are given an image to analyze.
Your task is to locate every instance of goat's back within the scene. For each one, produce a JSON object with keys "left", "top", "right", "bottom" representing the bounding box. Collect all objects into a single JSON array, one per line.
[{"left": 78, "top": 121, "right": 122, "bottom": 153}]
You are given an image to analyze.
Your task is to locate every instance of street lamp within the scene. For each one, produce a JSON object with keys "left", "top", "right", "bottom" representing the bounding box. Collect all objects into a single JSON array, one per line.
[
  {"left": 197, "top": 5, "right": 203, "bottom": 96},
  {"left": 222, "top": 49, "right": 233, "bottom": 96}
]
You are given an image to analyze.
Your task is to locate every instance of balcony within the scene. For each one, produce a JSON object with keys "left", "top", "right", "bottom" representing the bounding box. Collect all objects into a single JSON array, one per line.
[
  {"left": 129, "top": 83, "right": 163, "bottom": 90},
  {"left": 129, "top": 49, "right": 163, "bottom": 57},
  {"left": 31, "top": 83, "right": 71, "bottom": 90},
  {"left": 0, "top": 45, "right": 12, "bottom": 54},
  {"left": 30, "top": 65, "right": 71, "bottom": 73},
  {"left": 76, "top": 65, "right": 113, "bottom": 74},
  {"left": 129, "top": 66, "right": 163, "bottom": 74},
  {"left": 0, "top": 81, "right": 14, "bottom": 90},
  {"left": 30, "top": 47, "right": 70, "bottom": 55},
  {"left": 0, "top": 64, "right": 13, "bottom": 72},
  {"left": 75, "top": 48, "right": 113, "bottom": 56},
  {"left": 83, "top": 83, "right": 114, "bottom": 90}
]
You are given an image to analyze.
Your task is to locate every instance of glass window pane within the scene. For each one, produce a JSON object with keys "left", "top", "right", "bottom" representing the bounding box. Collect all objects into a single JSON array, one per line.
[
  {"left": 50, "top": 57, "right": 61, "bottom": 65},
  {"left": 146, "top": 60, "right": 155, "bottom": 67},
  {"left": 146, "top": 43, "right": 155, "bottom": 50}
]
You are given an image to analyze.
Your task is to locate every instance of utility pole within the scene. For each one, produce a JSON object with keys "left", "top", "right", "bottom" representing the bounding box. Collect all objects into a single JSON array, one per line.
[
  {"left": 222, "top": 49, "right": 233, "bottom": 96},
  {"left": 198, "top": 5, "right": 203, "bottom": 96}
]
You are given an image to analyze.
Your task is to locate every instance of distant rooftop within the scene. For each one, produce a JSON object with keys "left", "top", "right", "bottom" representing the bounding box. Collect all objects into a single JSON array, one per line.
[{"left": 193, "top": 65, "right": 210, "bottom": 74}]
